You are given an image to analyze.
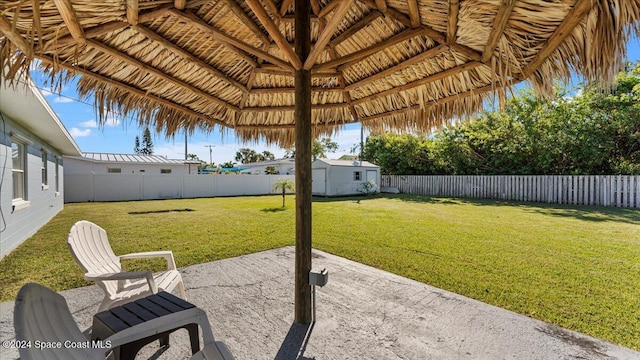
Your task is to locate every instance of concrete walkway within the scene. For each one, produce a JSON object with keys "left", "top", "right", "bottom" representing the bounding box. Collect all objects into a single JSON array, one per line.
[{"left": 1, "top": 246, "right": 638, "bottom": 359}]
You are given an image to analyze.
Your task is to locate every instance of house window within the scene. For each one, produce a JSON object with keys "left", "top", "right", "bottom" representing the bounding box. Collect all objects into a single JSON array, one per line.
[
  {"left": 139, "top": 169, "right": 146, "bottom": 173},
  {"left": 54, "top": 156, "right": 60, "bottom": 192},
  {"left": 353, "top": 171, "right": 362, "bottom": 181},
  {"left": 41, "top": 149, "right": 49, "bottom": 189},
  {"left": 107, "top": 168, "right": 122, "bottom": 173},
  {"left": 11, "top": 140, "right": 28, "bottom": 203},
  {"left": 160, "top": 169, "right": 172, "bottom": 174}
]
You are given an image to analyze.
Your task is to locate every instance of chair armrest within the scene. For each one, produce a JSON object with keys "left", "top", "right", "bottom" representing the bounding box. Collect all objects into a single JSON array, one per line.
[
  {"left": 87, "top": 307, "right": 221, "bottom": 359},
  {"left": 119, "top": 251, "right": 177, "bottom": 270},
  {"left": 84, "top": 271, "right": 158, "bottom": 293}
]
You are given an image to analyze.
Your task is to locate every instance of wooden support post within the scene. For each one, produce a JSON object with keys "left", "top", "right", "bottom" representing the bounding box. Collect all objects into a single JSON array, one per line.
[{"left": 294, "top": 0, "right": 312, "bottom": 324}]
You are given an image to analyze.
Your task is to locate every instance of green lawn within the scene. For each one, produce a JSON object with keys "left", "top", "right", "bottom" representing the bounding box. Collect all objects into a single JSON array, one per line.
[{"left": 1, "top": 194, "right": 639, "bottom": 350}]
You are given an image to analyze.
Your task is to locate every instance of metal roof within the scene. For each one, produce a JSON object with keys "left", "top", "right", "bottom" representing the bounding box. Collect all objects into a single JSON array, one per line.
[
  {"left": 77, "top": 152, "right": 189, "bottom": 164},
  {"left": 313, "top": 158, "right": 378, "bottom": 168}
]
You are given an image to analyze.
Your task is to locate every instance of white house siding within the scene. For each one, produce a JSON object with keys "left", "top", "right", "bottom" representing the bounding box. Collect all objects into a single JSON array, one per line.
[{"left": 0, "top": 115, "right": 65, "bottom": 258}]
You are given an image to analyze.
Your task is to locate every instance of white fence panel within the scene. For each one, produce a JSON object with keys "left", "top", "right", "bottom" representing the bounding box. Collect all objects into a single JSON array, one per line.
[
  {"left": 65, "top": 174, "right": 295, "bottom": 203},
  {"left": 381, "top": 175, "right": 640, "bottom": 208}
]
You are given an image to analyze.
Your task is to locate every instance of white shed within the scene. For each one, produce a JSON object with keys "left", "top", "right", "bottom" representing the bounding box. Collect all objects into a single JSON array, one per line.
[{"left": 311, "top": 159, "right": 380, "bottom": 196}]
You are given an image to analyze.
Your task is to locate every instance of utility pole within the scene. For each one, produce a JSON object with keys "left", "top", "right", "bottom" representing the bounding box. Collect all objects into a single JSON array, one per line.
[
  {"left": 184, "top": 132, "right": 188, "bottom": 160},
  {"left": 205, "top": 145, "right": 214, "bottom": 164}
]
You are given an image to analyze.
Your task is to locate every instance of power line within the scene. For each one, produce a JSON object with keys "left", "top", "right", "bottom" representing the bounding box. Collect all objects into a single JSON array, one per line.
[{"left": 204, "top": 145, "right": 215, "bottom": 164}]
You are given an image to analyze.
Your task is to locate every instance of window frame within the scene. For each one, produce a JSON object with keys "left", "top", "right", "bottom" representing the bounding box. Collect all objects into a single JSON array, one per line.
[
  {"left": 11, "top": 138, "right": 30, "bottom": 210},
  {"left": 41, "top": 149, "right": 49, "bottom": 190},
  {"left": 54, "top": 155, "right": 60, "bottom": 193},
  {"left": 353, "top": 171, "right": 362, "bottom": 181}
]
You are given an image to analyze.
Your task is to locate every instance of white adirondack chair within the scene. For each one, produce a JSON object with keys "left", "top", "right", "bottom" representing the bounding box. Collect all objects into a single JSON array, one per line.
[
  {"left": 67, "top": 220, "right": 187, "bottom": 311},
  {"left": 14, "top": 283, "right": 234, "bottom": 360}
]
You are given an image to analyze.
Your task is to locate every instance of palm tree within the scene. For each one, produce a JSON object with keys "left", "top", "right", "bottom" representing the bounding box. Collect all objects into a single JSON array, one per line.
[{"left": 273, "top": 178, "right": 294, "bottom": 207}]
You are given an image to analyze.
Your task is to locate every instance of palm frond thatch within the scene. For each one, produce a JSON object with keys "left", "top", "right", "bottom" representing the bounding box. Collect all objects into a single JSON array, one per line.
[{"left": 1, "top": 0, "right": 639, "bottom": 145}]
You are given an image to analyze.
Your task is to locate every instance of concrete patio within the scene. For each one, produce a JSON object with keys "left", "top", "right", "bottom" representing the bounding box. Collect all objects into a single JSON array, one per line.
[{"left": 1, "top": 246, "right": 638, "bottom": 359}]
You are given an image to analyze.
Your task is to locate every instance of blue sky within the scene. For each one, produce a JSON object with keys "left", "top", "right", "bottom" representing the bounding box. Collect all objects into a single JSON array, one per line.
[{"left": 30, "top": 39, "right": 640, "bottom": 164}]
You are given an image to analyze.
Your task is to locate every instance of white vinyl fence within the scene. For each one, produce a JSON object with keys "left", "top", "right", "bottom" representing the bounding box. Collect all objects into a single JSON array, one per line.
[
  {"left": 64, "top": 174, "right": 295, "bottom": 203},
  {"left": 382, "top": 175, "right": 640, "bottom": 208}
]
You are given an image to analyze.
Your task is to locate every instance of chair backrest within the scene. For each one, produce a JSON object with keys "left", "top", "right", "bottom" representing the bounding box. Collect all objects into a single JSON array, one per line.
[
  {"left": 68, "top": 220, "right": 122, "bottom": 296},
  {"left": 14, "top": 283, "right": 90, "bottom": 360}
]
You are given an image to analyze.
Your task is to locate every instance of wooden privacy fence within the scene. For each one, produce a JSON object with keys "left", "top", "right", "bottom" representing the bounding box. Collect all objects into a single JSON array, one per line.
[{"left": 381, "top": 175, "right": 640, "bottom": 208}]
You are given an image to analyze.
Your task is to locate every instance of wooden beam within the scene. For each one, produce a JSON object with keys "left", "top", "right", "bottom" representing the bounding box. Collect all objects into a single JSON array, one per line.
[
  {"left": 319, "top": 0, "right": 342, "bottom": 18},
  {"left": 250, "top": 86, "right": 344, "bottom": 94},
  {"left": 224, "top": 0, "right": 270, "bottom": 46},
  {"left": 87, "top": 39, "right": 239, "bottom": 111},
  {"left": 521, "top": 0, "right": 593, "bottom": 79},
  {"left": 374, "top": 0, "right": 387, "bottom": 12},
  {"left": 126, "top": 0, "right": 139, "bottom": 25},
  {"left": 174, "top": 0, "right": 187, "bottom": 11},
  {"left": 345, "top": 44, "right": 448, "bottom": 90},
  {"left": 450, "top": 43, "right": 482, "bottom": 62},
  {"left": 0, "top": 14, "right": 31, "bottom": 53},
  {"left": 330, "top": 10, "right": 381, "bottom": 46},
  {"left": 304, "top": 0, "right": 353, "bottom": 70},
  {"left": 243, "top": 103, "right": 348, "bottom": 111},
  {"left": 262, "top": 0, "right": 281, "bottom": 20},
  {"left": 447, "top": 0, "right": 458, "bottom": 44},
  {"left": 134, "top": 24, "right": 248, "bottom": 93},
  {"left": 481, "top": 0, "right": 515, "bottom": 63},
  {"left": 253, "top": 66, "right": 341, "bottom": 77},
  {"left": 352, "top": 61, "right": 482, "bottom": 105},
  {"left": 407, "top": 0, "right": 420, "bottom": 28},
  {"left": 52, "top": 0, "right": 86, "bottom": 44},
  {"left": 245, "top": 0, "right": 302, "bottom": 69},
  {"left": 138, "top": 4, "right": 175, "bottom": 23},
  {"left": 172, "top": 9, "right": 292, "bottom": 70},
  {"left": 294, "top": 0, "right": 312, "bottom": 325},
  {"left": 316, "top": 27, "right": 430, "bottom": 70},
  {"left": 281, "top": 14, "right": 320, "bottom": 22}
]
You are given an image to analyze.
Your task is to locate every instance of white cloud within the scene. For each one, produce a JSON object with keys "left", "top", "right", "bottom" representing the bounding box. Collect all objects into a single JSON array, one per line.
[
  {"left": 153, "top": 140, "right": 286, "bottom": 164},
  {"left": 80, "top": 116, "right": 120, "bottom": 128},
  {"left": 104, "top": 116, "right": 120, "bottom": 127},
  {"left": 54, "top": 96, "right": 74, "bottom": 103},
  {"left": 80, "top": 120, "right": 98, "bottom": 128},
  {"left": 70, "top": 128, "right": 91, "bottom": 137}
]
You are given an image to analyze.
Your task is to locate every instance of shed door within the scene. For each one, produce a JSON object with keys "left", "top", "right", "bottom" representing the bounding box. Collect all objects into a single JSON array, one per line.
[
  {"left": 312, "top": 169, "right": 326, "bottom": 194},
  {"left": 366, "top": 170, "right": 377, "bottom": 183}
]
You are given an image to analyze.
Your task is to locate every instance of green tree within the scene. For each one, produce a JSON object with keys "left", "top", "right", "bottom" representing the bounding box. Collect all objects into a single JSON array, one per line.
[
  {"left": 284, "top": 138, "right": 339, "bottom": 160},
  {"left": 235, "top": 148, "right": 259, "bottom": 164},
  {"left": 138, "top": 127, "right": 154, "bottom": 155},
  {"left": 221, "top": 161, "right": 235, "bottom": 168},
  {"left": 262, "top": 150, "right": 275, "bottom": 161},
  {"left": 273, "top": 178, "right": 294, "bottom": 207},
  {"left": 312, "top": 138, "right": 338, "bottom": 160},
  {"left": 133, "top": 136, "right": 141, "bottom": 154},
  {"left": 362, "top": 134, "right": 436, "bottom": 175}
]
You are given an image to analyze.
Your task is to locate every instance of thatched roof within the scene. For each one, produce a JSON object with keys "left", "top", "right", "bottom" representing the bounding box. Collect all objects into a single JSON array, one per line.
[{"left": 1, "top": 0, "right": 639, "bottom": 145}]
